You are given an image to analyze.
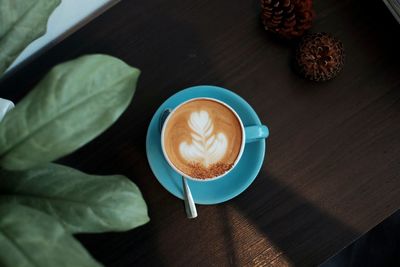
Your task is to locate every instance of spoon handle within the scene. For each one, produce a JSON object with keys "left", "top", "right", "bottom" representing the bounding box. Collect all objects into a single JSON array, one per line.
[{"left": 182, "top": 176, "right": 197, "bottom": 219}]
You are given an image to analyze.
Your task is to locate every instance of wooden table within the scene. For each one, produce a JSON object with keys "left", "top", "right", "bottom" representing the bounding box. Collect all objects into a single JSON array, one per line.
[{"left": 1, "top": 0, "right": 400, "bottom": 266}]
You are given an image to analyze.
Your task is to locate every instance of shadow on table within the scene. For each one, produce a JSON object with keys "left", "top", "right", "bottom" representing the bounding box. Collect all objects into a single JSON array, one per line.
[
  {"left": 222, "top": 171, "right": 360, "bottom": 266},
  {"left": 77, "top": 222, "right": 166, "bottom": 267},
  {"left": 322, "top": 209, "right": 400, "bottom": 267}
]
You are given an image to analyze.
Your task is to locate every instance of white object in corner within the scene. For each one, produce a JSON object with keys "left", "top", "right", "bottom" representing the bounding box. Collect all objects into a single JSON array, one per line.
[
  {"left": 6, "top": 0, "right": 113, "bottom": 72},
  {"left": 0, "top": 98, "right": 14, "bottom": 121},
  {"left": 383, "top": 0, "right": 400, "bottom": 23}
]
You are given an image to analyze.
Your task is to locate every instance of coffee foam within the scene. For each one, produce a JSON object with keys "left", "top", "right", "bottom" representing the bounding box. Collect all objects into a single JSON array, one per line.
[
  {"left": 163, "top": 99, "right": 242, "bottom": 179},
  {"left": 179, "top": 110, "right": 228, "bottom": 167}
]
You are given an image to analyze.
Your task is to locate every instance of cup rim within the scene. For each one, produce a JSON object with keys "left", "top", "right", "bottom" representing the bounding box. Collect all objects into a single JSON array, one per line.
[{"left": 161, "top": 97, "right": 246, "bottom": 182}]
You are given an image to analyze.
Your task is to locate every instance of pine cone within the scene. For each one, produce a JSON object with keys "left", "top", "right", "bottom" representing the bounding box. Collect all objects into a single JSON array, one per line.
[
  {"left": 295, "top": 32, "right": 345, "bottom": 82},
  {"left": 261, "top": 0, "right": 314, "bottom": 39}
]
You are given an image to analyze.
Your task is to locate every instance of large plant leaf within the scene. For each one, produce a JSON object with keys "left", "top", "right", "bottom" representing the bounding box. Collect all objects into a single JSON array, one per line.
[
  {"left": 0, "top": 204, "right": 102, "bottom": 267},
  {"left": 0, "top": 0, "right": 61, "bottom": 74},
  {"left": 0, "top": 163, "right": 149, "bottom": 233},
  {"left": 0, "top": 54, "right": 140, "bottom": 170}
]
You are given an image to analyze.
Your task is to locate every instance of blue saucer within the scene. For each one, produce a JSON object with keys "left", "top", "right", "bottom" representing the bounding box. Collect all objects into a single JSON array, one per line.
[{"left": 146, "top": 85, "right": 267, "bottom": 204}]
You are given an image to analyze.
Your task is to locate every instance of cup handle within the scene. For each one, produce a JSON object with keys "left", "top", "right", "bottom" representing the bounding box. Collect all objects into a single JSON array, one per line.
[{"left": 245, "top": 125, "right": 269, "bottom": 143}]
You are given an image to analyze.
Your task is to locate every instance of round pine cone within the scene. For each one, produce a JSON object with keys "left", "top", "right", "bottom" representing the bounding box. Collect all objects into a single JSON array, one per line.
[
  {"left": 261, "top": 0, "right": 314, "bottom": 39},
  {"left": 295, "top": 32, "right": 345, "bottom": 82}
]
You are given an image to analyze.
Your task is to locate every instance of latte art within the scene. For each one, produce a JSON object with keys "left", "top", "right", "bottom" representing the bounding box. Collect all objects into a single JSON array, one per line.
[
  {"left": 163, "top": 99, "right": 243, "bottom": 179},
  {"left": 179, "top": 110, "right": 228, "bottom": 167}
]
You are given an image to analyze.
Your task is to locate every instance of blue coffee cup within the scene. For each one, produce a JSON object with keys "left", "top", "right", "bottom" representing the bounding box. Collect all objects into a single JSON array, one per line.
[{"left": 160, "top": 97, "right": 269, "bottom": 181}]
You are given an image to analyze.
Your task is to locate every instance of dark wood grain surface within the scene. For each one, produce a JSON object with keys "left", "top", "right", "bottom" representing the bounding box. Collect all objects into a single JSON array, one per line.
[{"left": 1, "top": 0, "right": 400, "bottom": 266}]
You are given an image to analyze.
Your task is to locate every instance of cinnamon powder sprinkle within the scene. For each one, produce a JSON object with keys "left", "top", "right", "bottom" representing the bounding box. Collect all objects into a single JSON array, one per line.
[{"left": 187, "top": 162, "right": 233, "bottom": 179}]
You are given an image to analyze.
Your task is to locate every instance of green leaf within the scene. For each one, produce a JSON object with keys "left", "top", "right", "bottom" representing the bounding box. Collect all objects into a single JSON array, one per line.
[
  {"left": 0, "top": 204, "right": 102, "bottom": 267},
  {"left": 0, "top": 0, "right": 61, "bottom": 74},
  {"left": 0, "top": 54, "right": 140, "bottom": 170},
  {"left": 0, "top": 163, "right": 149, "bottom": 233}
]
